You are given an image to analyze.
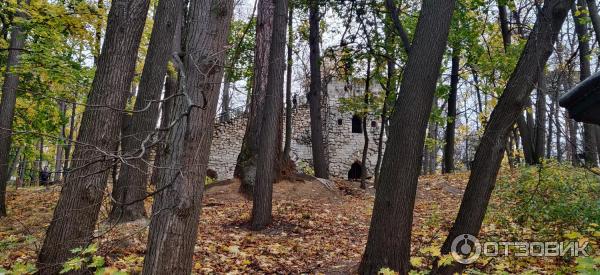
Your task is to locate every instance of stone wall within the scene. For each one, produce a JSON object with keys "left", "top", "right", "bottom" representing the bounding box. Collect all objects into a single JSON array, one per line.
[
  {"left": 207, "top": 113, "right": 248, "bottom": 179},
  {"left": 207, "top": 80, "right": 386, "bottom": 180}
]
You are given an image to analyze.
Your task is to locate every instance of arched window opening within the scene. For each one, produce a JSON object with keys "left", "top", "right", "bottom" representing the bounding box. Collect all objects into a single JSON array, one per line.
[
  {"left": 337, "top": 118, "right": 343, "bottom": 125},
  {"left": 371, "top": 121, "right": 377, "bottom": 128}
]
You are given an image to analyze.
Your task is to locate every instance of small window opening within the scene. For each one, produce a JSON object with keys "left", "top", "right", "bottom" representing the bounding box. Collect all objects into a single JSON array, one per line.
[
  {"left": 351, "top": 115, "right": 362, "bottom": 133},
  {"left": 348, "top": 161, "right": 362, "bottom": 180},
  {"left": 337, "top": 118, "right": 343, "bottom": 125},
  {"left": 371, "top": 121, "right": 377, "bottom": 127}
]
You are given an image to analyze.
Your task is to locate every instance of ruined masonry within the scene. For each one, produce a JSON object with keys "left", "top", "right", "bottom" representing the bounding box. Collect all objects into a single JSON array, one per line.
[{"left": 208, "top": 80, "right": 386, "bottom": 179}]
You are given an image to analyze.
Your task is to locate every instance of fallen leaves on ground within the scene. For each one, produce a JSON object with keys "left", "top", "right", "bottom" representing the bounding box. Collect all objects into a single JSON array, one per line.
[{"left": 1, "top": 171, "right": 595, "bottom": 274}]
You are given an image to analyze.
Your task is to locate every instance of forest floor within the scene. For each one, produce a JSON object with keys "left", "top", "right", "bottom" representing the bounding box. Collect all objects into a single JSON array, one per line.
[{"left": 0, "top": 170, "right": 597, "bottom": 274}]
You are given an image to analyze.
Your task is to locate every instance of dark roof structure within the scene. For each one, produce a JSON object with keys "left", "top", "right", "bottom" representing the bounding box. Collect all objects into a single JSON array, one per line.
[{"left": 559, "top": 72, "right": 600, "bottom": 125}]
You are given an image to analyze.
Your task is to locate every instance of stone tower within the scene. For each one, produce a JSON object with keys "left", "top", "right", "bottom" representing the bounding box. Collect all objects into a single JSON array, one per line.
[{"left": 207, "top": 78, "right": 386, "bottom": 180}]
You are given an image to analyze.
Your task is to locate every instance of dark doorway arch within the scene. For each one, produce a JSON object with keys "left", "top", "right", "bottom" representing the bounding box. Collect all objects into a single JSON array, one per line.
[{"left": 348, "top": 161, "right": 362, "bottom": 180}]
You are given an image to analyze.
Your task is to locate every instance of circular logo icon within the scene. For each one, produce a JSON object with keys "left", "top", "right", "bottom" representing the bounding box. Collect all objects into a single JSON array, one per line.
[{"left": 450, "top": 234, "right": 481, "bottom": 264}]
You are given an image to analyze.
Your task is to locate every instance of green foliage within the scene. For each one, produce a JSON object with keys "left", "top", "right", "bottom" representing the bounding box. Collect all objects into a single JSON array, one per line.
[
  {"left": 0, "top": 261, "right": 37, "bottom": 275},
  {"left": 60, "top": 243, "right": 106, "bottom": 274},
  {"left": 297, "top": 160, "right": 315, "bottom": 176},
  {"left": 575, "top": 256, "right": 600, "bottom": 274},
  {"left": 0, "top": 0, "right": 96, "bottom": 172},
  {"left": 225, "top": 17, "right": 256, "bottom": 85},
  {"left": 378, "top": 267, "right": 398, "bottom": 275},
  {"left": 492, "top": 162, "right": 600, "bottom": 236}
]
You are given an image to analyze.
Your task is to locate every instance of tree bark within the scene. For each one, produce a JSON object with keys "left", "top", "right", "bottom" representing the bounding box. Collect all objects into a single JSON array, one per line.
[
  {"left": 567, "top": 113, "right": 579, "bottom": 165},
  {"left": 546, "top": 88, "right": 555, "bottom": 159},
  {"left": 360, "top": 58, "right": 372, "bottom": 189},
  {"left": 108, "top": 0, "right": 183, "bottom": 224},
  {"left": 358, "top": 0, "right": 456, "bottom": 273},
  {"left": 517, "top": 113, "right": 536, "bottom": 164},
  {"left": 93, "top": 0, "right": 104, "bottom": 65},
  {"left": 220, "top": 75, "right": 232, "bottom": 122},
  {"left": 534, "top": 73, "right": 547, "bottom": 163},
  {"left": 62, "top": 102, "right": 77, "bottom": 176},
  {"left": 586, "top": 0, "right": 600, "bottom": 40},
  {"left": 236, "top": 0, "right": 275, "bottom": 195},
  {"left": 54, "top": 101, "right": 66, "bottom": 182},
  {"left": 432, "top": 1, "right": 570, "bottom": 274},
  {"left": 38, "top": 138, "right": 44, "bottom": 188},
  {"left": 498, "top": 3, "right": 511, "bottom": 51},
  {"left": 7, "top": 147, "right": 22, "bottom": 186},
  {"left": 555, "top": 95, "right": 562, "bottom": 162},
  {"left": 374, "top": 57, "right": 395, "bottom": 187},
  {"left": 384, "top": 0, "right": 411, "bottom": 53},
  {"left": 283, "top": 5, "right": 293, "bottom": 162},
  {"left": 251, "top": 0, "right": 287, "bottom": 230},
  {"left": 443, "top": 49, "right": 459, "bottom": 173},
  {"left": 142, "top": 1, "right": 233, "bottom": 273},
  {"left": 0, "top": 0, "right": 31, "bottom": 217},
  {"left": 308, "top": 0, "right": 329, "bottom": 179},
  {"left": 573, "top": 0, "right": 599, "bottom": 167},
  {"left": 37, "top": 0, "right": 151, "bottom": 272}
]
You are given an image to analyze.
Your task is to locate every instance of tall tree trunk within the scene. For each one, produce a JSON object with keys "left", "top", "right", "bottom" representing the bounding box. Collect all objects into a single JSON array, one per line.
[
  {"left": 62, "top": 102, "right": 77, "bottom": 176},
  {"left": 0, "top": 0, "right": 31, "bottom": 217},
  {"left": 573, "top": 0, "right": 599, "bottom": 167},
  {"left": 150, "top": 69, "right": 177, "bottom": 187},
  {"left": 498, "top": 3, "right": 511, "bottom": 51},
  {"left": 54, "top": 101, "right": 66, "bottom": 182},
  {"left": 499, "top": 0, "right": 540, "bottom": 166},
  {"left": 534, "top": 72, "right": 547, "bottom": 163},
  {"left": 93, "top": 0, "right": 104, "bottom": 65},
  {"left": 38, "top": 138, "right": 44, "bottom": 187},
  {"left": 375, "top": 58, "right": 395, "bottom": 186},
  {"left": 443, "top": 49, "right": 459, "bottom": 173},
  {"left": 360, "top": 58, "right": 372, "bottom": 189},
  {"left": 567, "top": 113, "right": 579, "bottom": 165},
  {"left": 512, "top": 127, "right": 522, "bottom": 164},
  {"left": 430, "top": 122, "right": 439, "bottom": 174},
  {"left": 142, "top": 1, "right": 233, "bottom": 273},
  {"left": 358, "top": 0, "right": 456, "bottom": 273},
  {"left": 149, "top": 5, "right": 182, "bottom": 187},
  {"left": 507, "top": 135, "right": 516, "bottom": 169},
  {"left": 283, "top": 5, "right": 293, "bottom": 162},
  {"left": 236, "top": 0, "right": 275, "bottom": 195},
  {"left": 37, "top": 0, "right": 151, "bottom": 272},
  {"left": 7, "top": 147, "right": 22, "bottom": 186},
  {"left": 251, "top": 0, "right": 287, "bottom": 230},
  {"left": 555, "top": 95, "right": 563, "bottom": 162},
  {"left": 308, "top": 0, "right": 329, "bottom": 179},
  {"left": 108, "top": 0, "right": 183, "bottom": 224},
  {"left": 561, "top": 74, "right": 579, "bottom": 165},
  {"left": 517, "top": 114, "right": 536, "bottom": 164},
  {"left": 220, "top": 74, "right": 231, "bottom": 122},
  {"left": 546, "top": 89, "right": 555, "bottom": 159},
  {"left": 16, "top": 155, "right": 25, "bottom": 189},
  {"left": 432, "top": 1, "right": 570, "bottom": 274},
  {"left": 422, "top": 144, "right": 430, "bottom": 175},
  {"left": 586, "top": 0, "right": 600, "bottom": 40}
]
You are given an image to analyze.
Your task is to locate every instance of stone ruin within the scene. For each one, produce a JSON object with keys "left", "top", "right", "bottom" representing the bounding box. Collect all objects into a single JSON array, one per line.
[{"left": 208, "top": 79, "right": 386, "bottom": 180}]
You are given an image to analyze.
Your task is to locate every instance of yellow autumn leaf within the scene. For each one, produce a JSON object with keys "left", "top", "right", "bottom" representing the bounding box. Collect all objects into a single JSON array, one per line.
[{"left": 410, "top": 256, "right": 423, "bottom": 267}]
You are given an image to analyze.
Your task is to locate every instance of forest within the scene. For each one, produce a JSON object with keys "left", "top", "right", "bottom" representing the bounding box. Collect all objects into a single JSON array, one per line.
[{"left": 0, "top": 0, "right": 599, "bottom": 274}]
